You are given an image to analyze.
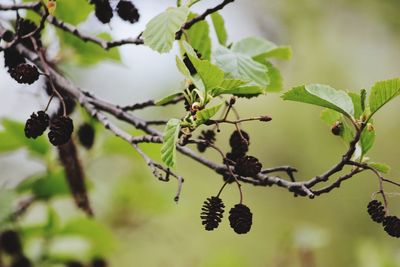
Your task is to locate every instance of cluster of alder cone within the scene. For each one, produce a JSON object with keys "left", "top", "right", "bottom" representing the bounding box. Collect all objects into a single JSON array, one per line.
[
  {"left": 199, "top": 129, "right": 261, "bottom": 234},
  {"left": 367, "top": 200, "right": 400, "bottom": 237},
  {"left": 0, "top": 230, "right": 107, "bottom": 267}
]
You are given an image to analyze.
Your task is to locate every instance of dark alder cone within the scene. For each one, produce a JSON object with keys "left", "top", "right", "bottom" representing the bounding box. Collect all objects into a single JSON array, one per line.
[
  {"left": 331, "top": 121, "right": 342, "bottom": 136},
  {"left": 9, "top": 64, "right": 40, "bottom": 84},
  {"left": 116, "top": 0, "right": 140, "bottom": 23},
  {"left": 24, "top": 111, "right": 49, "bottom": 139},
  {"left": 229, "top": 204, "right": 253, "bottom": 234},
  {"left": 225, "top": 150, "right": 245, "bottom": 165},
  {"left": 0, "top": 230, "right": 22, "bottom": 255},
  {"left": 4, "top": 48, "right": 26, "bottom": 70},
  {"left": 48, "top": 116, "right": 74, "bottom": 146},
  {"left": 78, "top": 123, "right": 95, "bottom": 149},
  {"left": 229, "top": 130, "right": 250, "bottom": 154},
  {"left": 235, "top": 155, "right": 262, "bottom": 177},
  {"left": 1, "top": 30, "right": 14, "bottom": 42},
  {"left": 66, "top": 261, "right": 84, "bottom": 267},
  {"left": 383, "top": 216, "right": 400, "bottom": 238},
  {"left": 92, "top": 0, "right": 113, "bottom": 23},
  {"left": 11, "top": 256, "right": 32, "bottom": 267},
  {"left": 197, "top": 130, "right": 216, "bottom": 153},
  {"left": 367, "top": 200, "right": 386, "bottom": 223},
  {"left": 200, "top": 196, "right": 225, "bottom": 231},
  {"left": 91, "top": 258, "right": 108, "bottom": 267},
  {"left": 17, "top": 19, "right": 41, "bottom": 49}
]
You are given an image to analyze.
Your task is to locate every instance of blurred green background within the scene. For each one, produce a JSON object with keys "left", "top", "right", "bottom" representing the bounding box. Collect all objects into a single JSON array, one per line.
[{"left": 1, "top": 0, "right": 400, "bottom": 266}]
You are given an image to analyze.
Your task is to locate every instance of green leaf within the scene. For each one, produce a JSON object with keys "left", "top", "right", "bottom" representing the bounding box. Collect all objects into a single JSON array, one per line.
[
  {"left": 55, "top": 0, "right": 93, "bottom": 25},
  {"left": 369, "top": 162, "right": 391, "bottom": 174},
  {"left": 211, "top": 12, "right": 228, "bottom": 45},
  {"left": 0, "top": 190, "right": 15, "bottom": 226},
  {"left": 57, "top": 31, "right": 120, "bottom": 66},
  {"left": 215, "top": 47, "right": 269, "bottom": 89},
  {"left": 232, "top": 37, "right": 292, "bottom": 60},
  {"left": 195, "top": 102, "right": 224, "bottom": 126},
  {"left": 182, "top": 42, "right": 224, "bottom": 92},
  {"left": 186, "top": 13, "right": 211, "bottom": 60},
  {"left": 175, "top": 56, "right": 191, "bottom": 78},
  {"left": 263, "top": 60, "right": 283, "bottom": 92},
  {"left": 143, "top": 6, "right": 189, "bottom": 53},
  {"left": 155, "top": 92, "right": 183, "bottom": 106},
  {"left": 60, "top": 218, "right": 115, "bottom": 256},
  {"left": 369, "top": 78, "right": 400, "bottom": 117},
  {"left": 161, "top": 119, "right": 181, "bottom": 168},
  {"left": 17, "top": 170, "right": 70, "bottom": 200},
  {"left": 348, "top": 92, "right": 362, "bottom": 119},
  {"left": 360, "top": 125, "right": 375, "bottom": 156},
  {"left": 283, "top": 84, "right": 355, "bottom": 118},
  {"left": 1, "top": 119, "right": 50, "bottom": 156}
]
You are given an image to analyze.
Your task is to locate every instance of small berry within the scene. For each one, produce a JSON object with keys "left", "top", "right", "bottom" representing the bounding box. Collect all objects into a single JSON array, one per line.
[
  {"left": 201, "top": 196, "right": 225, "bottom": 231},
  {"left": 367, "top": 200, "right": 386, "bottom": 223},
  {"left": 92, "top": 0, "right": 113, "bottom": 23},
  {"left": 78, "top": 123, "right": 95, "bottom": 149},
  {"left": 9, "top": 64, "right": 39, "bottom": 84},
  {"left": 116, "top": 0, "right": 140, "bottom": 23},
  {"left": 235, "top": 155, "right": 262, "bottom": 177},
  {"left": 331, "top": 121, "right": 342, "bottom": 136},
  {"left": 48, "top": 116, "right": 74, "bottom": 146},
  {"left": 197, "top": 130, "right": 216, "bottom": 153},
  {"left": 91, "top": 258, "right": 108, "bottom": 267},
  {"left": 229, "top": 204, "right": 253, "bottom": 234},
  {"left": 0, "top": 230, "right": 22, "bottom": 255},
  {"left": 229, "top": 130, "right": 250, "bottom": 154},
  {"left": 24, "top": 111, "right": 49, "bottom": 139},
  {"left": 11, "top": 256, "right": 32, "bottom": 267}
]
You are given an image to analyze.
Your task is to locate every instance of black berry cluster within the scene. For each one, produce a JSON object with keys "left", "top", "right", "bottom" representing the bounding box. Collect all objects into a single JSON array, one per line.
[
  {"left": 91, "top": 0, "right": 113, "bottom": 23},
  {"left": 78, "top": 123, "right": 95, "bottom": 149},
  {"left": 116, "top": 0, "right": 140, "bottom": 23},
  {"left": 48, "top": 116, "right": 74, "bottom": 146},
  {"left": 229, "top": 203, "right": 253, "bottom": 234},
  {"left": 367, "top": 200, "right": 400, "bottom": 238},
  {"left": 24, "top": 110, "right": 73, "bottom": 146},
  {"left": 200, "top": 196, "right": 253, "bottom": 234},
  {"left": 197, "top": 130, "right": 216, "bottom": 153},
  {"left": 90, "top": 0, "right": 140, "bottom": 24},
  {"left": 201, "top": 196, "right": 225, "bottom": 231},
  {"left": 9, "top": 63, "right": 39, "bottom": 84},
  {"left": 24, "top": 111, "right": 49, "bottom": 139}
]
